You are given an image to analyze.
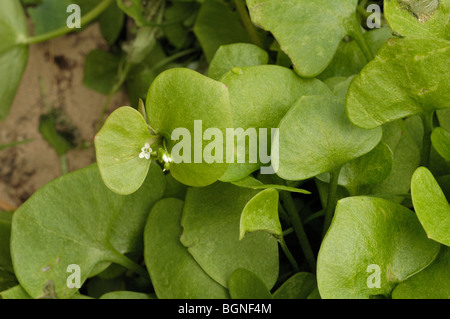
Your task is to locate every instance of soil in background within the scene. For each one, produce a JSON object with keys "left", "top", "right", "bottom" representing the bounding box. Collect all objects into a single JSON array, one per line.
[{"left": 0, "top": 23, "right": 129, "bottom": 209}]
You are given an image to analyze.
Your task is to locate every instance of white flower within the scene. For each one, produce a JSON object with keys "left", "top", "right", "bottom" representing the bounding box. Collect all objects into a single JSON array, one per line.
[
  {"left": 139, "top": 143, "right": 152, "bottom": 160},
  {"left": 162, "top": 153, "right": 172, "bottom": 163}
]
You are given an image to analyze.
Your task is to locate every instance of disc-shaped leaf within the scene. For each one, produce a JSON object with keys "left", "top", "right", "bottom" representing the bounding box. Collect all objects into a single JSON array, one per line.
[
  {"left": 384, "top": 0, "right": 450, "bottom": 40},
  {"left": 219, "top": 65, "right": 331, "bottom": 181},
  {"left": 144, "top": 198, "right": 229, "bottom": 299},
  {"left": 346, "top": 38, "right": 450, "bottom": 129},
  {"left": 431, "top": 127, "right": 450, "bottom": 161},
  {"left": 180, "top": 182, "right": 279, "bottom": 289},
  {"left": 317, "top": 142, "right": 393, "bottom": 196},
  {"left": 411, "top": 167, "right": 450, "bottom": 246},
  {"left": 208, "top": 43, "right": 269, "bottom": 81},
  {"left": 0, "top": 0, "right": 29, "bottom": 119},
  {"left": 95, "top": 106, "right": 154, "bottom": 195},
  {"left": 240, "top": 188, "right": 282, "bottom": 240},
  {"left": 11, "top": 164, "right": 165, "bottom": 299},
  {"left": 228, "top": 268, "right": 272, "bottom": 299},
  {"left": 317, "top": 196, "right": 440, "bottom": 298},
  {"left": 146, "top": 68, "right": 233, "bottom": 187},
  {"left": 247, "top": 0, "right": 360, "bottom": 77},
  {"left": 272, "top": 272, "right": 317, "bottom": 299},
  {"left": 392, "top": 247, "right": 450, "bottom": 299},
  {"left": 273, "top": 95, "right": 382, "bottom": 180}
]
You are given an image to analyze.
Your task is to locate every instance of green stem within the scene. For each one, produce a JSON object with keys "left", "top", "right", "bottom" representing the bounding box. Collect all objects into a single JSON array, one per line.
[
  {"left": 279, "top": 238, "right": 300, "bottom": 273},
  {"left": 24, "top": 0, "right": 114, "bottom": 44},
  {"left": 234, "top": 0, "right": 264, "bottom": 49},
  {"left": 280, "top": 191, "right": 316, "bottom": 273},
  {"left": 149, "top": 48, "right": 197, "bottom": 71},
  {"left": 59, "top": 154, "right": 68, "bottom": 175},
  {"left": 108, "top": 251, "right": 149, "bottom": 279},
  {"left": 420, "top": 111, "right": 434, "bottom": 167},
  {"left": 346, "top": 15, "right": 374, "bottom": 63},
  {"left": 322, "top": 166, "right": 342, "bottom": 237}
]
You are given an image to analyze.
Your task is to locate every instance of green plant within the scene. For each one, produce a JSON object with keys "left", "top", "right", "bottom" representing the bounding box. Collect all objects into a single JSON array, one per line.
[{"left": 1, "top": 0, "right": 449, "bottom": 300}]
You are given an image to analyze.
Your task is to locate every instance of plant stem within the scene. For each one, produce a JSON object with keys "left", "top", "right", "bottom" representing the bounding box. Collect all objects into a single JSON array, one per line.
[
  {"left": 322, "top": 166, "right": 342, "bottom": 237},
  {"left": 108, "top": 251, "right": 149, "bottom": 279},
  {"left": 346, "top": 15, "right": 374, "bottom": 63},
  {"left": 279, "top": 238, "right": 300, "bottom": 272},
  {"left": 24, "top": 0, "right": 114, "bottom": 44},
  {"left": 59, "top": 154, "right": 68, "bottom": 175},
  {"left": 234, "top": 0, "right": 264, "bottom": 49},
  {"left": 420, "top": 111, "right": 434, "bottom": 167},
  {"left": 280, "top": 191, "right": 316, "bottom": 273}
]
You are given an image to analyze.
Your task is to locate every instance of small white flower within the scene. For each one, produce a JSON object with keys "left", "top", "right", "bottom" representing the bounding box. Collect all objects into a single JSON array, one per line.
[
  {"left": 139, "top": 143, "right": 152, "bottom": 160},
  {"left": 162, "top": 153, "right": 172, "bottom": 163}
]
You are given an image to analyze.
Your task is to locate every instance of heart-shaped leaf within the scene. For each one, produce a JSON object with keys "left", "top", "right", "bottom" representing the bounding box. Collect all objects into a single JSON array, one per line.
[
  {"left": 208, "top": 43, "right": 269, "bottom": 81},
  {"left": 247, "top": 0, "right": 366, "bottom": 77},
  {"left": 411, "top": 167, "right": 450, "bottom": 246},
  {"left": 391, "top": 246, "right": 450, "bottom": 299},
  {"left": 95, "top": 106, "right": 155, "bottom": 195},
  {"left": 273, "top": 95, "right": 382, "bottom": 180},
  {"left": 144, "top": 198, "right": 229, "bottom": 299},
  {"left": 317, "top": 142, "right": 393, "bottom": 196},
  {"left": 219, "top": 65, "right": 331, "bottom": 181},
  {"left": 180, "top": 182, "right": 279, "bottom": 289},
  {"left": 11, "top": 164, "right": 164, "bottom": 299},
  {"left": 272, "top": 272, "right": 317, "bottom": 299},
  {"left": 346, "top": 37, "right": 450, "bottom": 129},
  {"left": 317, "top": 196, "right": 440, "bottom": 298},
  {"left": 240, "top": 188, "right": 282, "bottom": 240},
  {"left": 0, "top": 0, "right": 29, "bottom": 119},
  {"left": 384, "top": 0, "right": 450, "bottom": 40},
  {"left": 146, "top": 68, "right": 233, "bottom": 187},
  {"left": 228, "top": 268, "right": 272, "bottom": 299},
  {"left": 431, "top": 127, "right": 450, "bottom": 161}
]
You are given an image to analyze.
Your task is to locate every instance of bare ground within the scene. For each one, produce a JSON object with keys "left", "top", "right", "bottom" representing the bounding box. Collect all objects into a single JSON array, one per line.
[{"left": 0, "top": 23, "right": 129, "bottom": 209}]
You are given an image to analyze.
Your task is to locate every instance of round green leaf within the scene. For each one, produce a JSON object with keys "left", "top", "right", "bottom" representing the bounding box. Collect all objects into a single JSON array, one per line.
[
  {"left": 146, "top": 68, "right": 233, "bottom": 187},
  {"left": 346, "top": 37, "right": 450, "bottom": 129},
  {"left": 247, "top": 0, "right": 360, "bottom": 77},
  {"left": 272, "top": 272, "right": 317, "bottom": 299},
  {"left": 392, "top": 246, "right": 450, "bottom": 299},
  {"left": 144, "top": 198, "right": 229, "bottom": 299},
  {"left": 317, "top": 196, "right": 440, "bottom": 298},
  {"left": 11, "top": 164, "right": 165, "bottom": 299},
  {"left": 228, "top": 268, "right": 272, "bottom": 299},
  {"left": 384, "top": 0, "right": 450, "bottom": 40},
  {"left": 208, "top": 43, "right": 269, "bottom": 81},
  {"left": 411, "top": 167, "right": 450, "bottom": 246},
  {"left": 431, "top": 127, "right": 450, "bottom": 161},
  {"left": 317, "top": 142, "right": 394, "bottom": 196},
  {"left": 95, "top": 106, "right": 154, "bottom": 195},
  {"left": 219, "top": 65, "right": 331, "bottom": 181},
  {"left": 273, "top": 95, "right": 382, "bottom": 180},
  {"left": 0, "top": 0, "right": 29, "bottom": 119},
  {"left": 240, "top": 188, "right": 282, "bottom": 240},
  {"left": 180, "top": 182, "right": 279, "bottom": 289}
]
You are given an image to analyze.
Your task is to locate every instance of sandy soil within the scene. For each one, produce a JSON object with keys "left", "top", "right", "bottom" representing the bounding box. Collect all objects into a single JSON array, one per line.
[{"left": 0, "top": 23, "right": 129, "bottom": 209}]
